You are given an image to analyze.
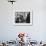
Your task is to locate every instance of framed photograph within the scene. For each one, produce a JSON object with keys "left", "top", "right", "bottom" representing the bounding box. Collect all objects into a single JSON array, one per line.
[{"left": 14, "top": 10, "right": 32, "bottom": 26}]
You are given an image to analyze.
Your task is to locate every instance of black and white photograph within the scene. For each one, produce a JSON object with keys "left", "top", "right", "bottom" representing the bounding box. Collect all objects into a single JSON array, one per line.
[{"left": 14, "top": 11, "right": 32, "bottom": 26}]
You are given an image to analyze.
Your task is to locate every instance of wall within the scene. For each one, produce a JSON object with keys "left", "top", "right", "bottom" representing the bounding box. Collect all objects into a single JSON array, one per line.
[{"left": 0, "top": 0, "right": 46, "bottom": 41}]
